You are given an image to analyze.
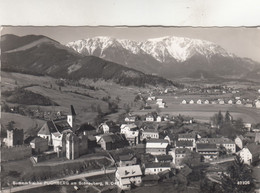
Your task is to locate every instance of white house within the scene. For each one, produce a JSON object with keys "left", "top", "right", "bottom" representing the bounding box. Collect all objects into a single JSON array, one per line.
[
  {"left": 181, "top": 100, "right": 187, "bottom": 104},
  {"left": 146, "top": 139, "right": 169, "bottom": 155},
  {"left": 239, "top": 144, "right": 260, "bottom": 165},
  {"left": 120, "top": 124, "right": 139, "bottom": 145},
  {"left": 115, "top": 165, "right": 142, "bottom": 190},
  {"left": 156, "top": 99, "right": 163, "bottom": 104},
  {"left": 204, "top": 100, "right": 209, "bottom": 104},
  {"left": 141, "top": 129, "right": 159, "bottom": 141},
  {"left": 144, "top": 162, "right": 171, "bottom": 175},
  {"left": 189, "top": 100, "right": 194, "bottom": 104},
  {"left": 146, "top": 115, "right": 155, "bottom": 122},
  {"left": 197, "top": 99, "right": 202, "bottom": 104},
  {"left": 255, "top": 100, "right": 260, "bottom": 108},
  {"left": 178, "top": 133, "right": 197, "bottom": 148},
  {"left": 236, "top": 100, "right": 242, "bottom": 105},
  {"left": 228, "top": 100, "right": 233, "bottom": 105},
  {"left": 156, "top": 116, "right": 162, "bottom": 122},
  {"left": 219, "top": 100, "right": 225, "bottom": 105},
  {"left": 158, "top": 103, "right": 166, "bottom": 108}
]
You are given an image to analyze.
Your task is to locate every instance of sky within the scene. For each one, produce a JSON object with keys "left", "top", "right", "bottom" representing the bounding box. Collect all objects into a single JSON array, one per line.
[{"left": 2, "top": 26, "right": 260, "bottom": 62}]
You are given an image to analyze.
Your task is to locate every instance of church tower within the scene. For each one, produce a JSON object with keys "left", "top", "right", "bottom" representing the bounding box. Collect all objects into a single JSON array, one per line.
[{"left": 67, "top": 105, "right": 76, "bottom": 130}]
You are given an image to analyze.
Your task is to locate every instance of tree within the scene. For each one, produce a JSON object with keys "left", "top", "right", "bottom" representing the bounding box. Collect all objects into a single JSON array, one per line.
[{"left": 221, "top": 155, "right": 254, "bottom": 193}]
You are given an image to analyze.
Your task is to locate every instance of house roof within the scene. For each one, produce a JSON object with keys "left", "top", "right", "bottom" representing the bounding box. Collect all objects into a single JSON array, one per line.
[
  {"left": 147, "top": 139, "right": 168, "bottom": 143},
  {"left": 176, "top": 140, "right": 193, "bottom": 147},
  {"left": 175, "top": 148, "right": 190, "bottom": 154},
  {"left": 116, "top": 165, "right": 142, "bottom": 178},
  {"left": 146, "top": 139, "right": 169, "bottom": 148},
  {"left": 178, "top": 133, "right": 196, "bottom": 139},
  {"left": 30, "top": 136, "right": 48, "bottom": 144},
  {"left": 101, "top": 133, "right": 127, "bottom": 143},
  {"left": 155, "top": 154, "right": 173, "bottom": 161},
  {"left": 196, "top": 143, "right": 218, "bottom": 151},
  {"left": 247, "top": 143, "right": 260, "bottom": 156},
  {"left": 145, "top": 162, "right": 171, "bottom": 168},
  {"left": 76, "top": 123, "right": 96, "bottom": 134},
  {"left": 119, "top": 154, "right": 135, "bottom": 161},
  {"left": 198, "top": 137, "right": 235, "bottom": 144},
  {"left": 143, "top": 129, "right": 158, "bottom": 134}
]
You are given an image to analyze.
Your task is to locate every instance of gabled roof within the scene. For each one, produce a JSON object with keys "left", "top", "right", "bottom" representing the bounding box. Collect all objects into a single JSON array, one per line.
[
  {"left": 38, "top": 119, "right": 72, "bottom": 135},
  {"left": 247, "top": 143, "right": 260, "bottom": 156},
  {"left": 143, "top": 129, "right": 158, "bottom": 134},
  {"left": 176, "top": 140, "right": 193, "bottom": 147},
  {"left": 76, "top": 123, "right": 96, "bottom": 134},
  {"left": 178, "top": 133, "right": 196, "bottom": 139},
  {"left": 196, "top": 143, "right": 218, "bottom": 151},
  {"left": 101, "top": 133, "right": 127, "bottom": 143},
  {"left": 145, "top": 162, "right": 171, "bottom": 168},
  {"left": 175, "top": 148, "right": 190, "bottom": 154},
  {"left": 155, "top": 154, "right": 173, "bottom": 161},
  {"left": 119, "top": 154, "right": 135, "bottom": 161},
  {"left": 116, "top": 165, "right": 142, "bottom": 178},
  {"left": 30, "top": 136, "right": 48, "bottom": 144},
  {"left": 198, "top": 137, "right": 235, "bottom": 144}
]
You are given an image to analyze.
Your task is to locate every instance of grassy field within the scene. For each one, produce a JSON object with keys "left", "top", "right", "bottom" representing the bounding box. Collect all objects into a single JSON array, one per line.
[
  {"left": 134, "top": 101, "right": 260, "bottom": 124},
  {"left": 1, "top": 112, "right": 45, "bottom": 137}
]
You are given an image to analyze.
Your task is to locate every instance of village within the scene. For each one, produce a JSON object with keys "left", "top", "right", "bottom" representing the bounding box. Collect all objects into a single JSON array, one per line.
[{"left": 1, "top": 88, "right": 260, "bottom": 193}]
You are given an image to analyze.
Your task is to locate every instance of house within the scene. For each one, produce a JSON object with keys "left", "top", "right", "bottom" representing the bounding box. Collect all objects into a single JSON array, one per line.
[
  {"left": 175, "top": 140, "right": 194, "bottom": 151},
  {"left": 156, "top": 99, "right": 163, "bottom": 104},
  {"left": 158, "top": 103, "right": 166, "bottom": 108},
  {"left": 120, "top": 124, "right": 140, "bottom": 145},
  {"left": 196, "top": 143, "right": 219, "bottom": 161},
  {"left": 235, "top": 135, "right": 245, "bottom": 150},
  {"left": 197, "top": 99, "right": 202, "bottom": 104},
  {"left": 239, "top": 144, "right": 260, "bottom": 165},
  {"left": 178, "top": 133, "right": 197, "bottom": 148},
  {"left": 189, "top": 100, "right": 194, "bottom": 104},
  {"left": 115, "top": 165, "right": 142, "bottom": 190},
  {"left": 146, "top": 139, "right": 169, "bottom": 155},
  {"left": 97, "top": 133, "right": 129, "bottom": 150},
  {"left": 218, "top": 99, "right": 225, "bottom": 105},
  {"left": 75, "top": 123, "right": 96, "bottom": 136},
  {"left": 244, "top": 123, "right": 252, "bottom": 131},
  {"left": 125, "top": 116, "right": 137, "bottom": 123},
  {"left": 228, "top": 100, "right": 233, "bottom": 105},
  {"left": 204, "top": 100, "right": 209, "bottom": 104},
  {"left": 197, "top": 137, "right": 236, "bottom": 154},
  {"left": 154, "top": 154, "right": 173, "bottom": 163},
  {"left": 98, "top": 122, "right": 110, "bottom": 134},
  {"left": 181, "top": 100, "right": 187, "bottom": 104},
  {"left": 117, "top": 154, "right": 137, "bottom": 167},
  {"left": 175, "top": 148, "right": 190, "bottom": 166},
  {"left": 211, "top": 100, "right": 217, "bottom": 104},
  {"left": 156, "top": 116, "right": 162, "bottom": 122},
  {"left": 144, "top": 162, "right": 171, "bottom": 175},
  {"left": 30, "top": 137, "right": 49, "bottom": 154},
  {"left": 146, "top": 114, "right": 155, "bottom": 122},
  {"left": 141, "top": 129, "right": 159, "bottom": 141},
  {"left": 236, "top": 100, "right": 242, "bottom": 105},
  {"left": 255, "top": 100, "right": 260, "bottom": 108}
]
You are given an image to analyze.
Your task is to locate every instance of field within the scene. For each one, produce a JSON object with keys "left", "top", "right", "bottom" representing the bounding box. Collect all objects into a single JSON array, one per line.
[
  {"left": 135, "top": 94, "right": 260, "bottom": 124},
  {"left": 1, "top": 72, "right": 145, "bottom": 126}
]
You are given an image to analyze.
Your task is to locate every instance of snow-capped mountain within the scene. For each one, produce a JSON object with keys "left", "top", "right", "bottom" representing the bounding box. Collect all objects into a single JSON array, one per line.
[{"left": 67, "top": 36, "right": 260, "bottom": 80}]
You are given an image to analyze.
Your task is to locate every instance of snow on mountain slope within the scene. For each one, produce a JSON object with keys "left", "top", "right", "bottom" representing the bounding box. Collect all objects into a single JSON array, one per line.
[{"left": 66, "top": 35, "right": 234, "bottom": 63}]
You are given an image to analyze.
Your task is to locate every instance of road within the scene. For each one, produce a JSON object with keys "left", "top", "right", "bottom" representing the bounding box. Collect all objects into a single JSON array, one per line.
[{"left": 1, "top": 168, "right": 116, "bottom": 193}]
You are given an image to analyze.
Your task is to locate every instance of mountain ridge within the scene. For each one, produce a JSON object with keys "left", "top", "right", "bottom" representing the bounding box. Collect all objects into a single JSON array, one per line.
[
  {"left": 1, "top": 34, "right": 176, "bottom": 87},
  {"left": 66, "top": 35, "right": 260, "bottom": 80}
]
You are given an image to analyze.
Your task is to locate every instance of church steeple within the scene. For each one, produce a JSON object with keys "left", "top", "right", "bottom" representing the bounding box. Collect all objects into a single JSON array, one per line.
[{"left": 67, "top": 105, "right": 76, "bottom": 129}]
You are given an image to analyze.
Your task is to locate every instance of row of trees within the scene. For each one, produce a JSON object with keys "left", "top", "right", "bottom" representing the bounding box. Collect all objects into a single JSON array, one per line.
[{"left": 210, "top": 111, "right": 246, "bottom": 139}]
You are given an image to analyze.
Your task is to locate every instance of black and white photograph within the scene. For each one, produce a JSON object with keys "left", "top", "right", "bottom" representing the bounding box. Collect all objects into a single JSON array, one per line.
[{"left": 1, "top": 1, "right": 260, "bottom": 193}]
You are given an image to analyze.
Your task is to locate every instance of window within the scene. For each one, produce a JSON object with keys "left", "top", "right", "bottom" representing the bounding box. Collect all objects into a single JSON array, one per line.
[{"left": 154, "top": 169, "right": 156, "bottom": 172}]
